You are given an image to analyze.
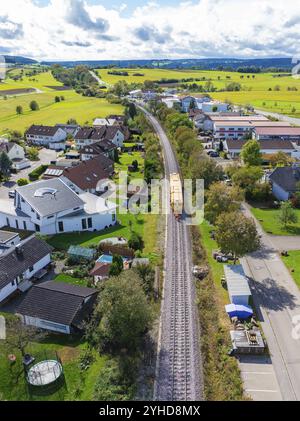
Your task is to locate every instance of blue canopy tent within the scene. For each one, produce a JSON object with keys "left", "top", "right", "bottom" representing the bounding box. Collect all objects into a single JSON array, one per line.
[{"left": 225, "top": 304, "right": 253, "bottom": 320}]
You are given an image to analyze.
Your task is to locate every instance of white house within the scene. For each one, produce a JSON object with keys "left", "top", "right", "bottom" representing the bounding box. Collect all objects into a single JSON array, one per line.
[
  {"left": 0, "top": 141, "right": 25, "bottom": 161},
  {"left": 0, "top": 178, "right": 117, "bottom": 235},
  {"left": 17, "top": 281, "right": 99, "bottom": 334},
  {"left": 0, "top": 235, "right": 52, "bottom": 303},
  {"left": 75, "top": 126, "right": 124, "bottom": 149},
  {"left": 25, "top": 125, "right": 67, "bottom": 148}
]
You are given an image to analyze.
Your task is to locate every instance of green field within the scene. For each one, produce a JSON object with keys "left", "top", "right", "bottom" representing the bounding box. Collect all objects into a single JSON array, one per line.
[
  {"left": 282, "top": 251, "right": 300, "bottom": 289},
  {"left": 99, "top": 68, "right": 300, "bottom": 118},
  {"left": 251, "top": 206, "right": 300, "bottom": 235},
  {"left": 0, "top": 71, "right": 124, "bottom": 134},
  {"left": 0, "top": 312, "right": 106, "bottom": 401}
]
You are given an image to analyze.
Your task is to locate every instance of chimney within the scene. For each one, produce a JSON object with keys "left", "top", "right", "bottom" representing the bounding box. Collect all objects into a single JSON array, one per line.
[{"left": 15, "top": 244, "right": 23, "bottom": 257}]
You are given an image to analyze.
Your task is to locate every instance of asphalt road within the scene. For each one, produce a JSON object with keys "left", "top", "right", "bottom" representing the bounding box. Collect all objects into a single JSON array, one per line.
[
  {"left": 242, "top": 203, "right": 300, "bottom": 401},
  {"left": 254, "top": 108, "right": 300, "bottom": 126}
]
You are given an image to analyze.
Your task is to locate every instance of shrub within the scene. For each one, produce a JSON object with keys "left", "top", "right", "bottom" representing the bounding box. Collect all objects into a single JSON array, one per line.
[
  {"left": 28, "top": 164, "right": 48, "bottom": 181},
  {"left": 17, "top": 178, "right": 29, "bottom": 186}
]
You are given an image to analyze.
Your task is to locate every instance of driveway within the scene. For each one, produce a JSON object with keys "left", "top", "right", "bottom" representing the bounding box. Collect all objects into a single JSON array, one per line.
[
  {"left": 269, "top": 235, "right": 300, "bottom": 252},
  {"left": 0, "top": 148, "right": 57, "bottom": 198},
  {"left": 242, "top": 203, "right": 300, "bottom": 401}
]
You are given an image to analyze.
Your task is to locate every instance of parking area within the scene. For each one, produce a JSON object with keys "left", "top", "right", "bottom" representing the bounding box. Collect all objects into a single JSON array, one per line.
[{"left": 238, "top": 355, "right": 283, "bottom": 401}]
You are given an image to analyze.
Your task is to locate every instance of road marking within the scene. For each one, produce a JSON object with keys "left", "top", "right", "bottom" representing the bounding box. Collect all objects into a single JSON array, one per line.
[
  {"left": 245, "top": 389, "right": 279, "bottom": 393},
  {"left": 243, "top": 371, "right": 274, "bottom": 375}
]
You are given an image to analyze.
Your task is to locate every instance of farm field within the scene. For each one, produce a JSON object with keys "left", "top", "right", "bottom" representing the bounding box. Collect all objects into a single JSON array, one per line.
[
  {"left": 99, "top": 68, "right": 300, "bottom": 118},
  {"left": 0, "top": 71, "right": 124, "bottom": 134}
]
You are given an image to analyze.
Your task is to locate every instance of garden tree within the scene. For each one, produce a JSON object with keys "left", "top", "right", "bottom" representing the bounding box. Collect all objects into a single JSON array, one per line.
[
  {"left": 109, "top": 255, "right": 124, "bottom": 277},
  {"left": 92, "top": 271, "right": 153, "bottom": 352},
  {"left": 232, "top": 166, "right": 263, "bottom": 192},
  {"left": 67, "top": 118, "right": 78, "bottom": 125},
  {"left": 174, "top": 127, "right": 202, "bottom": 160},
  {"left": 269, "top": 151, "right": 293, "bottom": 168},
  {"left": 189, "top": 152, "right": 224, "bottom": 189},
  {"left": 16, "top": 105, "right": 23, "bottom": 115},
  {"left": 278, "top": 201, "right": 298, "bottom": 228},
  {"left": 166, "top": 113, "right": 193, "bottom": 136},
  {"left": 131, "top": 159, "right": 139, "bottom": 171},
  {"left": 26, "top": 146, "right": 39, "bottom": 161},
  {"left": 241, "top": 139, "right": 262, "bottom": 166},
  {"left": 215, "top": 211, "right": 260, "bottom": 263},
  {"left": 133, "top": 264, "right": 155, "bottom": 297},
  {"left": 4, "top": 317, "right": 47, "bottom": 358},
  {"left": 128, "top": 232, "right": 144, "bottom": 251},
  {"left": 189, "top": 97, "right": 197, "bottom": 111},
  {"left": 17, "top": 178, "right": 29, "bottom": 186},
  {"left": 29, "top": 100, "right": 39, "bottom": 111},
  {"left": 218, "top": 140, "right": 224, "bottom": 152},
  {"left": 127, "top": 102, "right": 137, "bottom": 120},
  {"left": 205, "top": 182, "right": 244, "bottom": 224},
  {"left": 111, "top": 80, "right": 130, "bottom": 97},
  {"left": 54, "top": 96, "right": 61, "bottom": 103},
  {"left": 0, "top": 152, "right": 12, "bottom": 177},
  {"left": 113, "top": 148, "right": 120, "bottom": 163}
]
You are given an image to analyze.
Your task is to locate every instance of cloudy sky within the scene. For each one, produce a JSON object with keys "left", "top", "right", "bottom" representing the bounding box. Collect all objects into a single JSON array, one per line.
[{"left": 0, "top": 0, "right": 300, "bottom": 61}]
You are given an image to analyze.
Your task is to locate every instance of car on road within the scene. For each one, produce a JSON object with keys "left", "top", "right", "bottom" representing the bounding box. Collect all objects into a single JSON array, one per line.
[{"left": 8, "top": 191, "right": 15, "bottom": 199}]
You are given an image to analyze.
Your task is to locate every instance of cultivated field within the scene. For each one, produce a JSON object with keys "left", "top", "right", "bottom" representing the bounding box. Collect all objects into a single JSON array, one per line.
[
  {"left": 0, "top": 71, "right": 124, "bottom": 134},
  {"left": 99, "top": 68, "right": 300, "bottom": 117}
]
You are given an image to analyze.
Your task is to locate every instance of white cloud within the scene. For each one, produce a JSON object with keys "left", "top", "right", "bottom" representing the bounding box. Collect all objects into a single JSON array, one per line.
[{"left": 0, "top": 0, "right": 299, "bottom": 60}]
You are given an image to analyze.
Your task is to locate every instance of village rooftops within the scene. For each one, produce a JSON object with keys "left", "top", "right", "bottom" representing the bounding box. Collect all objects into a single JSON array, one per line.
[
  {"left": 25, "top": 125, "right": 61, "bottom": 136},
  {"left": 62, "top": 155, "right": 114, "bottom": 190},
  {"left": 16, "top": 178, "right": 84, "bottom": 217},
  {"left": 75, "top": 126, "right": 121, "bottom": 141},
  {"left": 79, "top": 140, "right": 116, "bottom": 155},
  {"left": 254, "top": 127, "right": 300, "bottom": 136},
  {"left": 209, "top": 115, "right": 269, "bottom": 122},
  {"left": 17, "top": 281, "right": 98, "bottom": 326},
  {"left": 0, "top": 236, "right": 52, "bottom": 289},
  {"left": 270, "top": 166, "right": 300, "bottom": 194},
  {"left": 225, "top": 139, "right": 295, "bottom": 151},
  {"left": 0, "top": 141, "right": 17, "bottom": 154}
]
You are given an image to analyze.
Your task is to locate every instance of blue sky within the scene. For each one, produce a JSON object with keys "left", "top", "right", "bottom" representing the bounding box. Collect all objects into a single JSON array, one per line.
[{"left": 1, "top": 0, "right": 300, "bottom": 60}]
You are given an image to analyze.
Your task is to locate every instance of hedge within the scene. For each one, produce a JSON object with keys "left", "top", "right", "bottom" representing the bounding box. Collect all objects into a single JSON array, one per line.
[{"left": 28, "top": 164, "right": 48, "bottom": 181}]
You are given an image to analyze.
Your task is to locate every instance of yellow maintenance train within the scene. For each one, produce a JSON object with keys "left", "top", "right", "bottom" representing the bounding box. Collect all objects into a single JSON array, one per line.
[{"left": 170, "top": 173, "right": 183, "bottom": 220}]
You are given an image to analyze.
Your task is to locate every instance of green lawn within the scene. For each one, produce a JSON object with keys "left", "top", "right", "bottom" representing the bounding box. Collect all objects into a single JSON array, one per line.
[
  {"left": 251, "top": 206, "right": 300, "bottom": 235},
  {"left": 54, "top": 274, "right": 88, "bottom": 287},
  {"left": 0, "top": 314, "right": 106, "bottom": 401},
  {"left": 0, "top": 71, "right": 124, "bottom": 134},
  {"left": 282, "top": 251, "right": 300, "bottom": 289}
]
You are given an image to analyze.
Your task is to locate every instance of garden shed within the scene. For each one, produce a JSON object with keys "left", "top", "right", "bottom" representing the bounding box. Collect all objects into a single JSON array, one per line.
[
  {"left": 224, "top": 264, "right": 252, "bottom": 306},
  {"left": 67, "top": 245, "right": 96, "bottom": 262}
]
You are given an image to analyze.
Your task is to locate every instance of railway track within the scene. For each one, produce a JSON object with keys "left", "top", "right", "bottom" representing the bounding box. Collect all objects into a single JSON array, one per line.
[{"left": 137, "top": 104, "right": 203, "bottom": 401}]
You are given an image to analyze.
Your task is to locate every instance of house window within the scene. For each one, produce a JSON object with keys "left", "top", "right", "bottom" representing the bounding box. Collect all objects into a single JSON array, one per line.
[
  {"left": 58, "top": 221, "right": 64, "bottom": 232},
  {"left": 29, "top": 266, "right": 34, "bottom": 272},
  {"left": 11, "top": 280, "right": 15, "bottom": 286},
  {"left": 16, "top": 220, "right": 19, "bottom": 229},
  {"left": 23, "top": 221, "right": 27, "bottom": 230},
  {"left": 47, "top": 215, "right": 54, "bottom": 219},
  {"left": 112, "top": 213, "right": 116, "bottom": 222},
  {"left": 82, "top": 219, "right": 87, "bottom": 230},
  {"left": 6, "top": 217, "right": 10, "bottom": 227},
  {"left": 88, "top": 218, "right": 92, "bottom": 228},
  {"left": 36, "top": 213, "right": 40, "bottom": 220},
  {"left": 35, "top": 224, "right": 40, "bottom": 232}
]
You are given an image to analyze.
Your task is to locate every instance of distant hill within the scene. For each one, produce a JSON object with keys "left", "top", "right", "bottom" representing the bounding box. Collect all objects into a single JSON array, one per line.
[
  {"left": 41, "top": 57, "right": 293, "bottom": 71},
  {"left": 3, "top": 56, "right": 38, "bottom": 65}
]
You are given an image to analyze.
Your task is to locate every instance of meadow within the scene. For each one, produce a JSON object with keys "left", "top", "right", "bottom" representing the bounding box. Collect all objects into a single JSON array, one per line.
[
  {"left": 0, "top": 71, "right": 124, "bottom": 134},
  {"left": 98, "top": 68, "right": 300, "bottom": 118}
]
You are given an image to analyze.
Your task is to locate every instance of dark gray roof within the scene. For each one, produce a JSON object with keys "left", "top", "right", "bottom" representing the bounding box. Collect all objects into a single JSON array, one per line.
[
  {"left": 270, "top": 166, "right": 300, "bottom": 193},
  {"left": 0, "top": 142, "right": 15, "bottom": 154},
  {"left": 75, "top": 126, "right": 120, "bottom": 142},
  {"left": 26, "top": 125, "right": 60, "bottom": 136},
  {"left": 16, "top": 178, "right": 84, "bottom": 217},
  {"left": 79, "top": 140, "right": 116, "bottom": 155},
  {"left": 0, "top": 230, "right": 18, "bottom": 244},
  {"left": 17, "top": 281, "right": 98, "bottom": 326},
  {"left": 0, "top": 236, "right": 53, "bottom": 289},
  {"left": 226, "top": 139, "right": 295, "bottom": 151}
]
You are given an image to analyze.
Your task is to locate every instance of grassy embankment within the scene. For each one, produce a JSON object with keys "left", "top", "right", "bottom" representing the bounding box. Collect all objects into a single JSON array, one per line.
[{"left": 251, "top": 206, "right": 300, "bottom": 235}]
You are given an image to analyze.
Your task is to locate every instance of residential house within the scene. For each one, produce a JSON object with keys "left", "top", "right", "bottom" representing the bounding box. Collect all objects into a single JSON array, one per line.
[
  {"left": 0, "top": 178, "right": 117, "bottom": 235},
  {"left": 206, "top": 115, "right": 268, "bottom": 135},
  {"left": 74, "top": 126, "right": 124, "bottom": 149},
  {"left": 17, "top": 281, "right": 98, "bottom": 334},
  {"left": 269, "top": 165, "right": 300, "bottom": 201},
  {"left": 224, "top": 139, "right": 295, "bottom": 159},
  {"left": 0, "top": 230, "right": 21, "bottom": 255},
  {"left": 0, "top": 235, "right": 52, "bottom": 303},
  {"left": 79, "top": 140, "right": 116, "bottom": 161},
  {"left": 93, "top": 118, "right": 116, "bottom": 127},
  {"left": 61, "top": 155, "right": 114, "bottom": 194},
  {"left": 0, "top": 141, "right": 29, "bottom": 171},
  {"left": 89, "top": 262, "right": 111, "bottom": 283},
  {"left": 25, "top": 125, "right": 67, "bottom": 149},
  {"left": 107, "top": 114, "right": 126, "bottom": 125},
  {"left": 55, "top": 124, "right": 80, "bottom": 137}
]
